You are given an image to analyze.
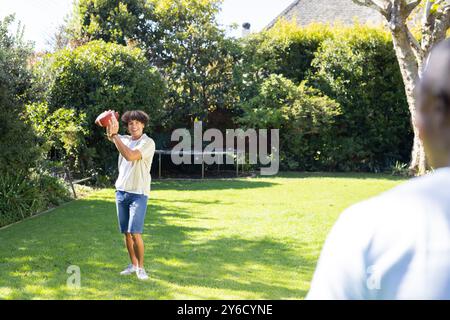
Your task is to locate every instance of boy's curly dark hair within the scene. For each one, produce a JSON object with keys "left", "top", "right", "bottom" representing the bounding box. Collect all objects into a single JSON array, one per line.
[{"left": 121, "top": 110, "right": 149, "bottom": 126}]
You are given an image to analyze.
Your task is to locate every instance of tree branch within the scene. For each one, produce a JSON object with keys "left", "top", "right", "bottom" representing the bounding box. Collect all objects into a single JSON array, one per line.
[
  {"left": 405, "top": 0, "right": 422, "bottom": 18},
  {"left": 432, "top": 0, "right": 450, "bottom": 16},
  {"left": 406, "top": 26, "right": 425, "bottom": 63},
  {"left": 420, "top": 1, "right": 450, "bottom": 68},
  {"left": 351, "top": 0, "right": 390, "bottom": 16},
  {"left": 421, "top": 0, "right": 436, "bottom": 57},
  {"left": 422, "top": 0, "right": 433, "bottom": 25},
  {"left": 434, "top": 0, "right": 449, "bottom": 7},
  {"left": 431, "top": 3, "right": 450, "bottom": 41},
  {"left": 387, "top": 0, "right": 404, "bottom": 32}
]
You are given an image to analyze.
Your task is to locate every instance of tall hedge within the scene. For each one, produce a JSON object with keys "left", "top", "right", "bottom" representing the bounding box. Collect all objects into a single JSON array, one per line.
[
  {"left": 0, "top": 16, "right": 72, "bottom": 228},
  {"left": 310, "top": 25, "right": 412, "bottom": 171},
  {"left": 0, "top": 16, "right": 41, "bottom": 175},
  {"left": 239, "top": 21, "right": 412, "bottom": 172},
  {"left": 239, "top": 21, "right": 332, "bottom": 102},
  {"left": 238, "top": 74, "right": 341, "bottom": 171}
]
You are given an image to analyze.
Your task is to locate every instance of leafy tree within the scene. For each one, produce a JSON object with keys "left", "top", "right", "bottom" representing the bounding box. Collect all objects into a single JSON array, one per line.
[
  {"left": 156, "top": 2, "right": 241, "bottom": 128},
  {"left": 67, "top": 0, "right": 241, "bottom": 130},
  {"left": 67, "top": 0, "right": 158, "bottom": 47},
  {"left": 24, "top": 102, "right": 88, "bottom": 167},
  {"left": 29, "top": 40, "right": 165, "bottom": 175},
  {"left": 0, "top": 15, "right": 40, "bottom": 175}
]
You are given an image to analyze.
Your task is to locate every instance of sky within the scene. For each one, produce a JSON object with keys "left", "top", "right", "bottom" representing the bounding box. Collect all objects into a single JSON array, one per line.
[{"left": 0, "top": 0, "right": 294, "bottom": 51}]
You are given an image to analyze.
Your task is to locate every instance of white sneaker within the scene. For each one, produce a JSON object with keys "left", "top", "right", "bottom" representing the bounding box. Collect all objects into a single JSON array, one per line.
[
  {"left": 136, "top": 267, "right": 149, "bottom": 280},
  {"left": 120, "top": 264, "right": 137, "bottom": 275}
]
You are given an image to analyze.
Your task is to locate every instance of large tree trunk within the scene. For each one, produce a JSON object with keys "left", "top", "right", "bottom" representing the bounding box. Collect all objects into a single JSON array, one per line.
[
  {"left": 410, "top": 125, "right": 427, "bottom": 175},
  {"left": 390, "top": 26, "right": 427, "bottom": 175}
]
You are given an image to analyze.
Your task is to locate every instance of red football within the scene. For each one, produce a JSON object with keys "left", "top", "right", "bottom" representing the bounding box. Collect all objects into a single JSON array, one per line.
[{"left": 95, "top": 110, "right": 119, "bottom": 127}]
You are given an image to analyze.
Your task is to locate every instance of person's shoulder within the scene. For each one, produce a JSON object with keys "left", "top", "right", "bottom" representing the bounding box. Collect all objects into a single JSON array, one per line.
[
  {"left": 141, "top": 134, "right": 155, "bottom": 146},
  {"left": 381, "top": 168, "right": 450, "bottom": 204},
  {"left": 335, "top": 178, "right": 417, "bottom": 230},
  {"left": 341, "top": 168, "right": 450, "bottom": 228}
]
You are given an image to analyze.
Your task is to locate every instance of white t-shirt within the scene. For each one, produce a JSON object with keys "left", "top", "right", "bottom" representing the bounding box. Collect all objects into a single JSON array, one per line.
[
  {"left": 307, "top": 167, "right": 450, "bottom": 300},
  {"left": 115, "top": 133, "right": 156, "bottom": 197}
]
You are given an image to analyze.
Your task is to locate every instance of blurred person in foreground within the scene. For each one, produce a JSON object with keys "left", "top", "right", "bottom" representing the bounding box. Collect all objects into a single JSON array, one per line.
[{"left": 307, "top": 39, "right": 450, "bottom": 300}]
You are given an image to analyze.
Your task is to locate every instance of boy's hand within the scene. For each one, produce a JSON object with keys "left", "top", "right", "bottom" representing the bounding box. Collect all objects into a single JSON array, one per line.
[
  {"left": 106, "top": 110, "right": 119, "bottom": 140},
  {"left": 108, "top": 115, "right": 119, "bottom": 134},
  {"left": 106, "top": 124, "right": 114, "bottom": 141}
]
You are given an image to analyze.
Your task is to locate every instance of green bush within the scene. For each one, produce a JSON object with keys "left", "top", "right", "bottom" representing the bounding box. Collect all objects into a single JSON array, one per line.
[
  {"left": 238, "top": 74, "right": 341, "bottom": 171},
  {"left": 24, "top": 102, "right": 88, "bottom": 168},
  {"left": 390, "top": 161, "right": 410, "bottom": 177},
  {"left": 239, "top": 22, "right": 412, "bottom": 172},
  {"left": 0, "top": 172, "right": 71, "bottom": 228},
  {"left": 0, "top": 16, "right": 73, "bottom": 228},
  {"left": 0, "top": 172, "right": 43, "bottom": 227},
  {"left": 35, "top": 174, "right": 72, "bottom": 206},
  {"left": 93, "top": 174, "right": 114, "bottom": 188},
  {"left": 239, "top": 20, "right": 331, "bottom": 102},
  {"left": 30, "top": 40, "right": 166, "bottom": 175},
  {"left": 310, "top": 25, "right": 413, "bottom": 171},
  {"left": 0, "top": 15, "right": 41, "bottom": 175}
]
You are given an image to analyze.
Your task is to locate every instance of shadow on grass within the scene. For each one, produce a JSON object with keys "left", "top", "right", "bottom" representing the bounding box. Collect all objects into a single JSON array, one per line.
[
  {"left": 271, "top": 171, "right": 409, "bottom": 181},
  {"left": 144, "top": 202, "right": 313, "bottom": 299},
  {"left": 150, "top": 172, "right": 406, "bottom": 193},
  {"left": 0, "top": 195, "right": 311, "bottom": 299},
  {"left": 151, "top": 179, "right": 279, "bottom": 191}
]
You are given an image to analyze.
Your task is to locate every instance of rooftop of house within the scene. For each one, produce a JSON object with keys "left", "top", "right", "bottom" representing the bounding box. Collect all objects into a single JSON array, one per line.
[{"left": 266, "top": 0, "right": 385, "bottom": 29}]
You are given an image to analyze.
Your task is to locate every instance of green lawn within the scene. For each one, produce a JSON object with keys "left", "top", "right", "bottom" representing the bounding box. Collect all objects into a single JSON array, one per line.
[{"left": 0, "top": 172, "right": 406, "bottom": 300}]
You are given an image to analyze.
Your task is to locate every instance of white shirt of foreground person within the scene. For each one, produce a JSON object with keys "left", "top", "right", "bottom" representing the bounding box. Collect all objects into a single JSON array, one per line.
[{"left": 307, "top": 167, "right": 450, "bottom": 300}]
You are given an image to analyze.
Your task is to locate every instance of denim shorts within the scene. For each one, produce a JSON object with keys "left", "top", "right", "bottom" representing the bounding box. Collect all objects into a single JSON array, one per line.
[{"left": 115, "top": 190, "right": 148, "bottom": 234}]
